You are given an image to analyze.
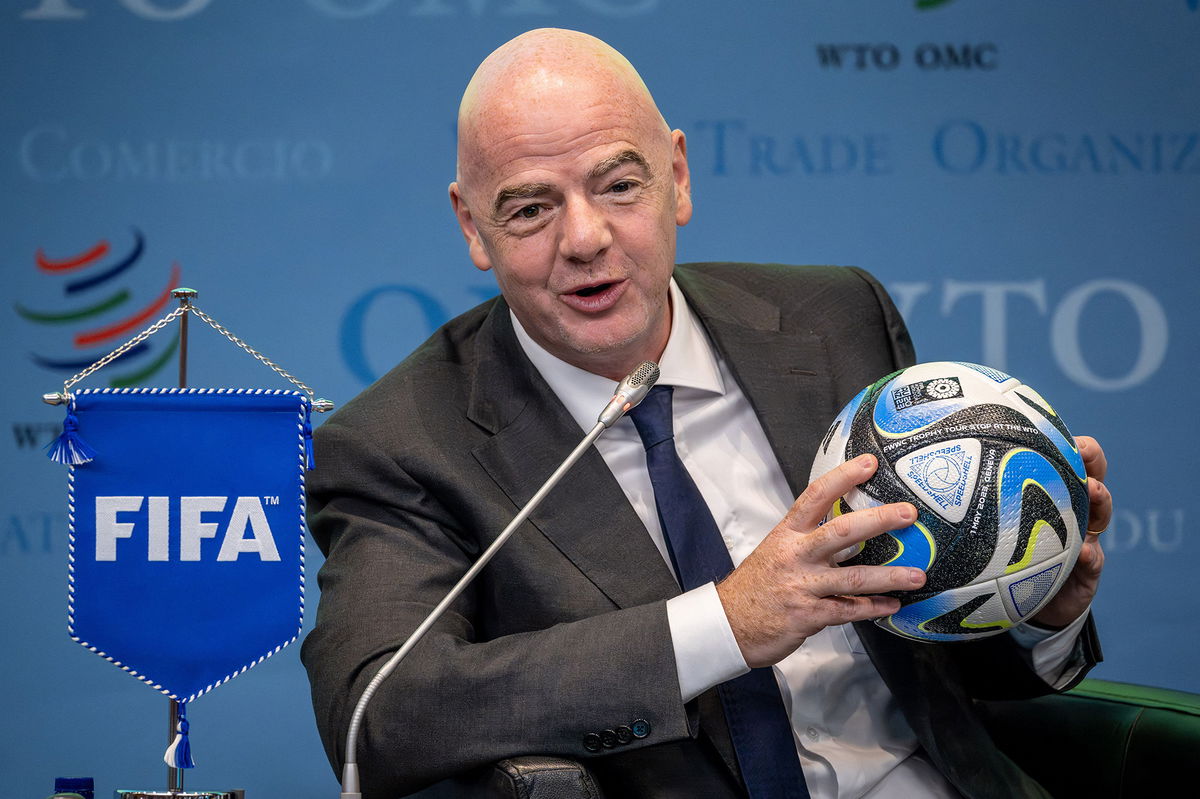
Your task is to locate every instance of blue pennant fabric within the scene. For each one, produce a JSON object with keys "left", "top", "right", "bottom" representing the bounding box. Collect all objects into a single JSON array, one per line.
[
  {"left": 60, "top": 388, "right": 310, "bottom": 702},
  {"left": 629, "top": 386, "right": 810, "bottom": 799}
]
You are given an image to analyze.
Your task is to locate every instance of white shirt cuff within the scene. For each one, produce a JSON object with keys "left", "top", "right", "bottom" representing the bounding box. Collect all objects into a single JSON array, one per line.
[
  {"left": 1009, "top": 606, "right": 1092, "bottom": 689},
  {"left": 666, "top": 582, "right": 750, "bottom": 703}
]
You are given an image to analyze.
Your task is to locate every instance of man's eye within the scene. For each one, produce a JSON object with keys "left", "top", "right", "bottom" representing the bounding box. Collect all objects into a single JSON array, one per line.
[
  {"left": 610, "top": 181, "right": 632, "bottom": 193},
  {"left": 517, "top": 205, "right": 540, "bottom": 219}
]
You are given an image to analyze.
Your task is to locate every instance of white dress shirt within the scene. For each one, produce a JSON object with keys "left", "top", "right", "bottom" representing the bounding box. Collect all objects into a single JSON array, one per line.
[{"left": 511, "top": 279, "right": 1088, "bottom": 799}]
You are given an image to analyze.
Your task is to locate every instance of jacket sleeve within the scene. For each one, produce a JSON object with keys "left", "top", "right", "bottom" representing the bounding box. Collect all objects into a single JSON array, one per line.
[{"left": 300, "top": 418, "right": 698, "bottom": 797}]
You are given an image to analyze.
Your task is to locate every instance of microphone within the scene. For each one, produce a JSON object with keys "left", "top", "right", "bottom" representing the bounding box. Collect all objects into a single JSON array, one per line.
[
  {"left": 338, "top": 362, "right": 660, "bottom": 798},
  {"left": 597, "top": 361, "right": 661, "bottom": 428}
]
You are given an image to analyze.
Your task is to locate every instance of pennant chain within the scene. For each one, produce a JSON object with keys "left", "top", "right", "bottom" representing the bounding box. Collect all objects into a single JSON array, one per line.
[{"left": 53, "top": 300, "right": 323, "bottom": 404}]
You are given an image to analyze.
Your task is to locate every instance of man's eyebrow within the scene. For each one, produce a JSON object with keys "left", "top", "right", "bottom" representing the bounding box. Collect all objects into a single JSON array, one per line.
[
  {"left": 492, "top": 182, "right": 552, "bottom": 219},
  {"left": 588, "top": 149, "right": 652, "bottom": 181}
]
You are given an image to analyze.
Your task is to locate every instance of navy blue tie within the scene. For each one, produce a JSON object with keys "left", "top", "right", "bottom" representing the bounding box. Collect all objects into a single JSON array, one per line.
[{"left": 628, "top": 386, "right": 810, "bottom": 799}]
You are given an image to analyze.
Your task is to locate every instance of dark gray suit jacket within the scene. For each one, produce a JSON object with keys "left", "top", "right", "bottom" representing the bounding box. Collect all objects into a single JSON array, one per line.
[{"left": 302, "top": 263, "right": 1099, "bottom": 798}]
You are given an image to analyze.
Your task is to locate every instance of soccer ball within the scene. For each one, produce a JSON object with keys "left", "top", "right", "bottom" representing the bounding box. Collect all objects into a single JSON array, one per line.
[{"left": 809, "top": 361, "right": 1088, "bottom": 642}]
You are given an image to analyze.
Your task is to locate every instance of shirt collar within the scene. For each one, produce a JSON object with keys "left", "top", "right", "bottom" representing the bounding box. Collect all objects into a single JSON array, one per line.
[{"left": 511, "top": 278, "right": 725, "bottom": 432}]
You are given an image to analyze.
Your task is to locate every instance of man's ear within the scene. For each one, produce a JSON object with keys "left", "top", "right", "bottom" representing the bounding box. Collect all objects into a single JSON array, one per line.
[
  {"left": 449, "top": 182, "right": 493, "bottom": 271},
  {"left": 670, "top": 130, "right": 693, "bottom": 227}
]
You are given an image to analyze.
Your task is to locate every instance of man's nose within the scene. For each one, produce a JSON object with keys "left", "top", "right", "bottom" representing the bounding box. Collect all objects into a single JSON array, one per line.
[{"left": 558, "top": 196, "right": 613, "bottom": 263}]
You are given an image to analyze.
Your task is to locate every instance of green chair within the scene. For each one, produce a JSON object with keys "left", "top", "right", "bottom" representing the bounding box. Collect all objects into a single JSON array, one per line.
[
  {"left": 481, "top": 679, "right": 1200, "bottom": 799},
  {"left": 977, "top": 678, "right": 1200, "bottom": 798}
]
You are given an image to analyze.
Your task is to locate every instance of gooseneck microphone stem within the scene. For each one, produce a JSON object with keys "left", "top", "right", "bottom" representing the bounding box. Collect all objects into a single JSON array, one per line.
[
  {"left": 339, "top": 361, "right": 660, "bottom": 799},
  {"left": 339, "top": 422, "right": 605, "bottom": 797}
]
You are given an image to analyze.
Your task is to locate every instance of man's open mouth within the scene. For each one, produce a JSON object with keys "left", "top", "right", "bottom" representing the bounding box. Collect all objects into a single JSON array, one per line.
[
  {"left": 561, "top": 278, "right": 627, "bottom": 312},
  {"left": 573, "top": 282, "right": 614, "bottom": 297}
]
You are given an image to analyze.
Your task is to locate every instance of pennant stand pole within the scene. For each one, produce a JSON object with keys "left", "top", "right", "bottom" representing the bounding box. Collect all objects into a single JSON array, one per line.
[
  {"left": 168, "top": 289, "right": 192, "bottom": 796},
  {"left": 129, "top": 288, "right": 237, "bottom": 799}
]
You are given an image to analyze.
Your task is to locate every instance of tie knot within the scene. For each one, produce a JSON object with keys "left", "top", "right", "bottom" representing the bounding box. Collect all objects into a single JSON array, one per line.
[{"left": 628, "top": 384, "right": 674, "bottom": 450}]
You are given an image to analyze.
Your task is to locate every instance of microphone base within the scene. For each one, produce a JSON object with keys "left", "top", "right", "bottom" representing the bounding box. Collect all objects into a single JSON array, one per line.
[{"left": 113, "top": 787, "right": 242, "bottom": 791}]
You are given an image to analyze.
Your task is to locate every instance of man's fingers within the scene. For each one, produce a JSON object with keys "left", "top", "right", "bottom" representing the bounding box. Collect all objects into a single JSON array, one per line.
[
  {"left": 1077, "top": 435, "right": 1108, "bottom": 482},
  {"left": 815, "top": 564, "right": 926, "bottom": 598},
  {"left": 822, "top": 594, "right": 904, "bottom": 626},
  {"left": 787, "top": 454, "right": 877, "bottom": 530},
  {"left": 1087, "top": 478, "right": 1112, "bottom": 534},
  {"left": 1077, "top": 534, "right": 1105, "bottom": 578},
  {"left": 803, "top": 501, "right": 917, "bottom": 561}
]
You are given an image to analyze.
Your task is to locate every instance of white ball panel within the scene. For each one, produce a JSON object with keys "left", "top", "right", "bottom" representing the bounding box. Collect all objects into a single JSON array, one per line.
[
  {"left": 996, "top": 547, "right": 1078, "bottom": 623},
  {"left": 895, "top": 438, "right": 982, "bottom": 525},
  {"left": 879, "top": 580, "right": 1013, "bottom": 642}
]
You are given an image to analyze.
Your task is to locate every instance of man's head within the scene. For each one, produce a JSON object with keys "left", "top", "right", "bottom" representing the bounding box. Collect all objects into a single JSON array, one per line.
[{"left": 450, "top": 28, "right": 692, "bottom": 381}]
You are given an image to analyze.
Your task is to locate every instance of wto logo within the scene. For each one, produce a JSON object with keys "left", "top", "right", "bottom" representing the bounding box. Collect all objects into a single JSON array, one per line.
[{"left": 14, "top": 228, "right": 182, "bottom": 387}]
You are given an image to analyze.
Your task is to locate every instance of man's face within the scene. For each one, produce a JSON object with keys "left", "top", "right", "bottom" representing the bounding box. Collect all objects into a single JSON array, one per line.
[{"left": 451, "top": 86, "right": 692, "bottom": 380}]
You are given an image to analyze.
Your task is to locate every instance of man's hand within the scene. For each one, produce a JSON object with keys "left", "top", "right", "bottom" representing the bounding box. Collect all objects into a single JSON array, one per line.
[
  {"left": 1031, "top": 435, "right": 1111, "bottom": 630},
  {"left": 716, "top": 454, "right": 926, "bottom": 668}
]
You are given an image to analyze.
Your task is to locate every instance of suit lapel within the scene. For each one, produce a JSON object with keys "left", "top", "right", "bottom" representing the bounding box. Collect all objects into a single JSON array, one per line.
[
  {"left": 466, "top": 300, "right": 681, "bottom": 610},
  {"left": 675, "top": 265, "right": 839, "bottom": 496},
  {"left": 464, "top": 268, "right": 842, "bottom": 786},
  {"left": 464, "top": 266, "right": 841, "bottom": 607}
]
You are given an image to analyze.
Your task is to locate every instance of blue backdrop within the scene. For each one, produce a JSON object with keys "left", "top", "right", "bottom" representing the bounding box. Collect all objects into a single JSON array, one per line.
[{"left": 2, "top": 1, "right": 1197, "bottom": 796}]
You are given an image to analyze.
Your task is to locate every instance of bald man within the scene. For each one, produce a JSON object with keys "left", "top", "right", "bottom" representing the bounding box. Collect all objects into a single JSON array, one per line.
[{"left": 303, "top": 29, "right": 1108, "bottom": 799}]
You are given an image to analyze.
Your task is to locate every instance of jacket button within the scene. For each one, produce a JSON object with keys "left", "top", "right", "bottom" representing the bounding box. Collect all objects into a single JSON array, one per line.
[
  {"left": 600, "top": 729, "right": 618, "bottom": 748},
  {"left": 583, "top": 732, "right": 602, "bottom": 752},
  {"left": 630, "top": 719, "right": 651, "bottom": 738},
  {"left": 615, "top": 725, "right": 634, "bottom": 744}
]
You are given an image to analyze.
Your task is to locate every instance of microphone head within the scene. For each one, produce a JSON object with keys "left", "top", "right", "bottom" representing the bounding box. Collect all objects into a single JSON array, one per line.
[
  {"left": 618, "top": 361, "right": 660, "bottom": 408},
  {"left": 597, "top": 361, "right": 660, "bottom": 427},
  {"left": 627, "top": 361, "right": 661, "bottom": 389}
]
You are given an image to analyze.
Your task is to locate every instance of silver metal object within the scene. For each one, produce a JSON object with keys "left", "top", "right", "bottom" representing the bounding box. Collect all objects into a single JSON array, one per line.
[
  {"left": 168, "top": 698, "right": 182, "bottom": 792},
  {"left": 174, "top": 288, "right": 196, "bottom": 389},
  {"left": 596, "top": 361, "right": 660, "bottom": 428},
  {"left": 40, "top": 292, "right": 333, "bottom": 413},
  {"left": 114, "top": 787, "right": 241, "bottom": 791},
  {"left": 169, "top": 291, "right": 193, "bottom": 794},
  {"left": 339, "top": 361, "right": 660, "bottom": 797},
  {"left": 185, "top": 304, "right": 318, "bottom": 400},
  {"left": 340, "top": 419, "right": 613, "bottom": 798},
  {"left": 60, "top": 305, "right": 189, "bottom": 395}
]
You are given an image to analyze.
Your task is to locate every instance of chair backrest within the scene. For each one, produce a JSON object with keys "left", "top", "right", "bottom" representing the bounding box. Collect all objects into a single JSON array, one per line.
[{"left": 978, "top": 678, "right": 1200, "bottom": 798}]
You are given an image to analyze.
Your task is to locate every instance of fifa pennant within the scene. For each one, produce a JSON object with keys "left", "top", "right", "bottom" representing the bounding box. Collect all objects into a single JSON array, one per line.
[{"left": 55, "top": 387, "right": 310, "bottom": 704}]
